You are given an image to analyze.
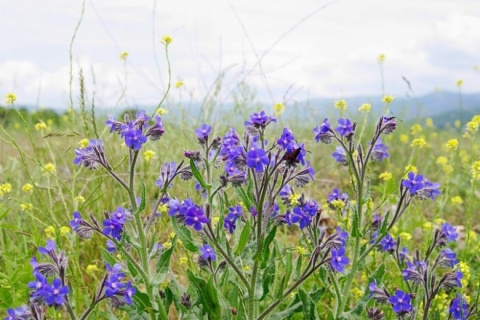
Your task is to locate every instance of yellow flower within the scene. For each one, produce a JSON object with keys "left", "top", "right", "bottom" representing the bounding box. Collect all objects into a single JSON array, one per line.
[
  {"left": 177, "top": 239, "right": 183, "bottom": 247},
  {"left": 44, "top": 226, "right": 56, "bottom": 239},
  {"left": 468, "top": 230, "right": 477, "bottom": 242},
  {"left": 445, "top": 139, "right": 459, "bottom": 151},
  {"left": 334, "top": 99, "right": 347, "bottom": 111},
  {"left": 157, "top": 203, "right": 168, "bottom": 215},
  {"left": 423, "top": 222, "right": 433, "bottom": 230},
  {"left": 179, "top": 257, "right": 188, "bottom": 266},
  {"left": 20, "top": 203, "right": 32, "bottom": 211},
  {"left": 162, "top": 35, "right": 172, "bottom": 45},
  {"left": 382, "top": 95, "right": 394, "bottom": 104},
  {"left": 43, "top": 163, "right": 56, "bottom": 174},
  {"left": 0, "top": 183, "right": 12, "bottom": 195},
  {"left": 86, "top": 264, "right": 99, "bottom": 276},
  {"left": 436, "top": 156, "right": 448, "bottom": 165},
  {"left": 212, "top": 216, "right": 220, "bottom": 227},
  {"left": 404, "top": 165, "right": 417, "bottom": 175},
  {"left": 243, "top": 265, "right": 250, "bottom": 271},
  {"left": 274, "top": 103, "right": 285, "bottom": 115},
  {"left": 156, "top": 108, "right": 168, "bottom": 116},
  {"left": 290, "top": 292, "right": 295, "bottom": 299},
  {"left": 358, "top": 103, "right": 371, "bottom": 113},
  {"left": 163, "top": 241, "right": 172, "bottom": 249},
  {"left": 296, "top": 246, "right": 307, "bottom": 255},
  {"left": 78, "top": 139, "right": 89, "bottom": 148},
  {"left": 425, "top": 118, "right": 434, "bottom": 128},
  {"left": 391, "top": 226, "right": 398, "bottom": 235},
  {"left": 119, "top": 51, "right": 129, "bottom": 60},
  {"left": 410, "top": 124, "right": 423, "bottom": 135},
  {"left": 377, "top": 54, "right": 385, "bottom": 63},
  {"left": 351, "top": 288, "right": 364, "bottom": 300},
  {"left": 35, "top": 121, "right": 47, "bottom": 131},
  {"left": 379, "top": 171, "right": 393, "bottom": 181},
  {"left": 169, "top": 232, "right": 176, "bottom": 240},
  {"left": 330, "top": 200, "right": 345, "bottom": 209},
  {"left": 454, "top": 120, "right": 462, "bottom": 128},
  {"left": 455, "top": 261, "right": 470, "bottom": 287},
  {"left": 435, "top": 218, "right": 446, "bottom": 225},
  {"left": 400, "top": 134, "right": 409, "bottom": 143},
  {"left": 471, "top": 161, "right": 480, "bottom": 180},
  {"left": 175, "top": 81, "right": 184, "bottom": 88},
  {"left": 74, "top": 195, "right": 85, "bottom": 203},
  {"left": 60, "top": 226, "right": 71, "bottom": 236},
  {"left": 456, "top": 79, "right": 463, "bottom": 87},
  {"left": 399, "top": 232, "right": 412, "bottom": 241},
  {"left": 5, "top": 93, "right": 16, "bottom": 105},
  {"left": 410, "top": 138, "right": 427, "bottom": 148},
  {"left": 288, "top": 193, "right": 301, "bottom": 205},
  {"left": 143, "top": 150, "right": 156, "bottom": 162}
]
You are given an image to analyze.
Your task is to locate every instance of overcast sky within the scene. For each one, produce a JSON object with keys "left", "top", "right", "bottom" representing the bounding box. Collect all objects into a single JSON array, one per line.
[{"left": 1, "top": 0, "right": 479, "bottom": 109}]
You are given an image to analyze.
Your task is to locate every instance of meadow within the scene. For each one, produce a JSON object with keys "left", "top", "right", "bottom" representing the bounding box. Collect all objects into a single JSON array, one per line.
[{"left": 0, "top": 46, "right": 480, "bottom": 319}]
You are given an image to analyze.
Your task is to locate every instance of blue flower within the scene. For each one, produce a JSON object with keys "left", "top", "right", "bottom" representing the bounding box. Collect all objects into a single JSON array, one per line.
[
  {"left": 124, "top": 282, "right": 136, "bottom": 305},
  {"left": 246, "top": 148, "right": 269, "bottom": 172},
  {"left": 103, "top": 207, "right": 129, "bottom": 240},
  {"left": 195, "top": 124, "right": 212, "bottom": 139},
  {"left": 106, "top": 240, "right": 117, "bottom": 253},
  {"left": 28, "top": 273, "right": 49, "bottom": 299},
  {"left": 332, "top": 146, "right": 347, "bottom": 165},
  {"left": 313, "top": 118, "right": 332, "bottom": 144},
  {"left": 440, "top": 248, "right": 459, "bottom": 268},
  {"left": 124, "top": 125, "right": 147, "bottom": 150},
  {"left": 303, "top": 200, "right": 319, "bottom": 216},
  {"left": 335, "top": 118, "right": 354, "bottom": 137},
  {"left": 379, "top": 234, "right": 396, "bottom": 252},
  {"left": 330, "top": 247, "right": 349, "bottom": 272},
  {"left": 402, "top": 172, "right": 424, "bottom": 195},
  {"left": 389, "top": 290, "right": 412, "bottom": 314},
  {"left": 327, "top": 188, "right": 348, "bottom": 204},
  {"left": 184, "top": 206, "right": 209, "bottom": 231},
  {"left": 277, "top": 128, "right": 295, "bottom": 150},
  {"left": 286, "top": 207, "right": 311, "bottom": 229},
  {"left": 200, "top": 244, "right": 216, "bottom": 261},
  {"left": 4, "top": 306, "right": 31, "bottom": 320},
  {"left": 244, "top": 111, "right": 276, "bottom": 128},
  {"left": 38, "top": 239, "right": 56, "bottom": 256},
  {"left": 370, "top": 138, "right": 389, "bottom": 162},
  {"left": 44, "top": 279, "right": 69, "bottom": 307},
  {"left": 105, "top": 274, "right": 125, "bottom": 297},
  {"left": 69, "top": 211, "right": 82, "bottom": 231},
  {"left": 449, "top": 293, "right": 469, "bottom": 320},
  {"left": 441, "top": 222, "right": 458, "bottom": 242}
]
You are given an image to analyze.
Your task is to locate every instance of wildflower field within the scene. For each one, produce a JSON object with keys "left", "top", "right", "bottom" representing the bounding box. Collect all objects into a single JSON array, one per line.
[{"left": 1, "top": 4, "right": 480, "bottom": 320}]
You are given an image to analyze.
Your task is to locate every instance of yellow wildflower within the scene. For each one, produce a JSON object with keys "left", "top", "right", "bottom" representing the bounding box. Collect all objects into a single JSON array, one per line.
[
  {"left": 456, "top": 79, "right": 463, "bottom": 87},
  {"left": 43, "top": 163, "right": 56, "bottom": 174},
  {"left": 78, "top": 139, "right": 89, "bottom": 148},
  {"left": 44, "top": 226, "right": 56, "bottom": 239},
  {"left": 445, "top": 139, "right": 459, "bottom": 151},
  {"left": 435, "top": 218, "right": 446, "bottom": 225},
  {"left": 243, "top": 265, "right": 250, "bottom": 271},
  {"left": 454, "top": 120, "right": 461, "bottom": 128},
  {"left": 162, "top": 35, "right": 172, "bottom": 45},
  {"left": 288, "top": 193, "right": 301, "bottom": 205},
  {"left": 351, "top": 288, "right": 364, "bottom": 300},
  {"left": 404, "top": 165, "right": 417, "bottom": 175},
  {"left": 34, "top": 122, "right": 47, "bottom": 131},
  {"left": 379, "top": 171, "right": 393, "bottom": 181},
  {"left": 423, "top": 222, "right": 433, "bottom": 230},
  {"left": 177, "top": 239, "right": 183, "bottom": 247},
  {"left": 0, "top": 183, "right": 12, "bottom": 195},
  {"left": 14, "top": 122, "right": 20, "bottom": 129},
  {"left": 296, "top": 246, "right": 307, "bottom": 255},
  {"left": 158, "top": 203, "right": 168, "bottom": 215},
  {"left": 400, "top": 134, "right": 409, "bottom": 143},
  {"left": 425, "top": 118, "right": 434, "bottom": 128},
  {"left": 358, "top": 103, "right": 371, "bottom": 113},
  {"left": 163, "top": 241, "right": 172, "bottom": 250},
  {"left": 179, "top": 257, "right": 188, "bottom": 266},
  {"left": 436, "top": 156, "right": 448, "bottom": 165},
  {"left": 60, "top": 226, "right": 70, "bottom": 236},
  {"left": 143, "top": 150, "right": 156, "bottom": 162},
  {"left": 391, "top": 226, "right": 398, "bottom": 235},
  {"left": 377, "top": 54, "right": 385, "bottom": 63},
  {"left": 119, "top": 51, "right": 129, "bottom": 60},
  {"left": 330, "top": 200, "right": 345, "bottom": 209},
  {"left": 86, "top": 264, "right": 99, "bottom": 276},
  {"left": 212, "top": 216, "right": 220, "bottom": 227},
  {"left": 156, "top": 108, "right": 168, "bottom": 116},
  {"left": 410, "top": 124, "right": 422, "bottom": 135},
  {"left": 5, "top": 93, "right": 16, "bottom": 105},
  {"left": 334, "top": 99, "right": 347, "bottom": 111},
  {"left": 455, "top": 261, "right": 470, "bottom": 286},
  {"left": 169, "top": 232, "right": 176, "bottom": 240},
  {"left": 175, "top": 81, "right": 184, "bottom": 88},
  {"left": 274, "top": 103, "right": 285, "bottom": 115},
  {"left": 471, "top": 161, "right": 480, "bottom": 180},
  {"left": 382, "top": 95, "right": 394, "bottom": 104},
  {"left": 411, "top": 138, "right": 427, "bottom": 148},
  {"left": 20, "top": 203, "right": 32, "bottom": 211},
  {"left": 399, "top": 232, "right": 412, "bottom": 241},
  {"left": 74, "top": 195, "right": 85, "bottom": 203},
  {"left": 468, "top": 231, "right": 477, "bottom": 242}
]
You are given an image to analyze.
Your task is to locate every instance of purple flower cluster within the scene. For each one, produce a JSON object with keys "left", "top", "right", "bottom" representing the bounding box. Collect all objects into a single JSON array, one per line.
[
  {"left": 103, "top": 207, "right": 131, "bottom": 240},
  {"left": 28, "top": 275, "right": 69, "bottom": 307},
  {"left": 104, "top": 264, "right": 136, "bottom": 305},
  {"left": 330, "top": 228, "right": 350, "bottom": 272},
  {"left": 73, "top": 139, "right": 107, "bottom": 170},
  {"left": 449, "top": 293, "right": 469, "bottom": 320},
  {"left": 4, "top": 306, "right": 33, "bottom": 320},
  {"left": 168, "top": 199, "right": 208, "bottom": 231},
  {"left": 244, "top": 111, "right": 276, "bottom": 129},
  {"left": 246, "top": 148, "right": 269, "bottom": 172},
  {"left": 335, "top": 118, "right": 354, "bottom": 137},
  {"left": 277, "top": 128, "right": 295, "bottom": 150},
  {"left": 224, "top": 205, "right": 244, "bottom": 233},
  {"left": 286, "top": 198, "right": 319, "bottom": 229},
  {"left": 332, "top": 146, "right": 347, "bottom": 165},
  {"left": 402, "top": 172, "right": 441, "bottom": 201},
  {"left": 370, "top": 138, "right": 389, "bottom": 162},
  {"left": 105, "top": 111, "right": 164, "bottom": 150},
  {"left": 200, "top": 244, "right": 216, "bottom": 261},
  {"left": 389, "top": 290, "right": 413, "bottom": 314},
  {"left": 327, "top": 188, "right": 348, "bottom": 209},
  {"left": 313, "top": 118, "right": 333, "bottom": 144}
]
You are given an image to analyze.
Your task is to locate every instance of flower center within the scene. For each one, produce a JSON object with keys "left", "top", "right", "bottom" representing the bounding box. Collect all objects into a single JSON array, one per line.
[{"left": 53, "top": 289, "right": 59, "bottom": 295}]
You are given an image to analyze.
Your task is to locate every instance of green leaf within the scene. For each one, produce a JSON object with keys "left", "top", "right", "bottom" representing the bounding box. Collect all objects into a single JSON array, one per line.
[
  {"left": 235, "top": 220, "right": 250, "bottom": 255},
  {"left": 261, "top": 226, "right": 277, "bottom": 269},
  {"left": 187, "top": 270, "right": 221, "bottom": 319},
  {"left": 190, "top": 158, "right": 210, "bottom": 189},
  {"left": 151, "top": 239, "right": 176, "bottom": 286},
  {"left": 100, "top": 247, "right": 117, "bottom": 266},
  {"left": 271, "top": 302, "right": 302, "bottom": 320},
  {"left": 235, "top": 186, "right": 252, "bottom": 210},
  {"left": 171, "top": 218, "right": 198, "bottom": 252}
]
